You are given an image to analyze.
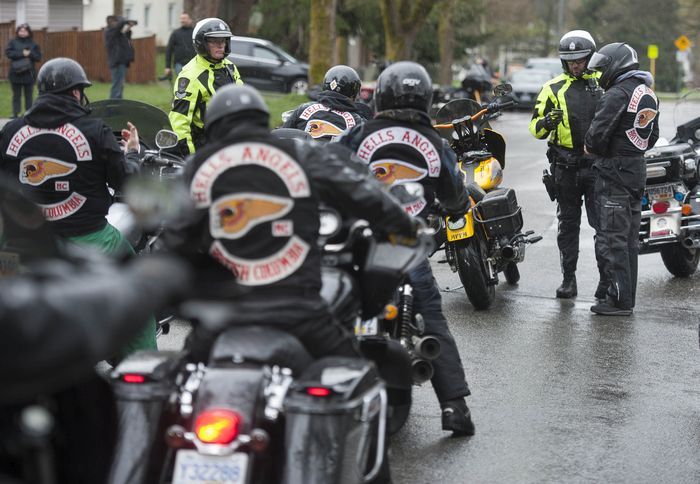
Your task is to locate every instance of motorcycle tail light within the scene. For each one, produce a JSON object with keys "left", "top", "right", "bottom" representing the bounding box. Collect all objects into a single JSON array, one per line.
[
  {"left": 682, "top": 204, "right": 693, "bottom": 216},
  {"left": 195, "top": 408, "right": 241, "bottom": 444},
  {"left": 652, "top": 201, "right": 669, "bottom": 214},
  {"left": 121, "top": 373, "right": 146, "bottom": 384},
  {"left": 306, "top": 387, "right": 332, "bottom": 397}
]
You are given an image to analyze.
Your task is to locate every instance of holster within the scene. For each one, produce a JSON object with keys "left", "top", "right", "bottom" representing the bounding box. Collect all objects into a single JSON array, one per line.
[{"left": 542, "top": 167, "right": 557, "bottom": 201}]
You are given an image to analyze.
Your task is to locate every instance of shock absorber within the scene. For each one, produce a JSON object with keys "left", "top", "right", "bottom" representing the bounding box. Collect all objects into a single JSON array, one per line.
[{"left": 399, "top": 284, "right": 414, "bottom": 340}]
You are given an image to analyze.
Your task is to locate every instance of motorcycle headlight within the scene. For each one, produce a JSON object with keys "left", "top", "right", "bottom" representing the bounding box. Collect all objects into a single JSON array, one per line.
[
  {"left": 319, "top": 208, "right": 341, "bottom": 237},
  {"left": 447, "top": 217, "right": 466, "bottom": 230}
]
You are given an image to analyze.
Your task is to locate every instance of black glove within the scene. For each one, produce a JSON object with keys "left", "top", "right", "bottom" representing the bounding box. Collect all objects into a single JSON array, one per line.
[{"left": 543, "top": 109, "right": 563, "bottom": 131}]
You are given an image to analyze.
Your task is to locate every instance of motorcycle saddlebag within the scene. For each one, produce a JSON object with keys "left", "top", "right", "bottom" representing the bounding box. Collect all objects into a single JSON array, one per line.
[
  {"left": 644, "top": 143, "right": 695, "bottom": 184},
  {"left": 108, "top": 350, "right": 187, "bottom": 484},
  {"left": 475, "top": 187, "right": 523, "bottom": 237},
  {"left": 282, "top": 357, "right": 386, "bottom": 484}
]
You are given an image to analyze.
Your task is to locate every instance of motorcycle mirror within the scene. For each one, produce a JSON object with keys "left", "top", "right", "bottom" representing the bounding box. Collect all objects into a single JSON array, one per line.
[
  {"left": 155, "top": 130, "right": 179, "bottom": 150},
  {"left": 123, "top": 175, "right": 191, "bottom": 230},
  {"left": 494, "top": 83, "right": 512, "bottom": 96}
]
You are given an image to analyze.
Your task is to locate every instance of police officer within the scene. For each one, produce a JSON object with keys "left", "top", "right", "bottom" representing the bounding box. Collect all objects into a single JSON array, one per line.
[
  {"left": 585, "top": 43, "right": 659, "bottom": 316},
  {"left": 340, "top": 61, "right": 475, "bottom": 436},
  {"left": 283, "top": 65, "right": 371, "bottom": 141},
  {"left": 169, "top": 17, "right": 243, "bottom": 156},
  {"left": 0, "top": 57, "right": 157, "bottom": 353},
  {"left": 165, "top": 84, "right": 417, "bottom": 360},
  {"left": 530, "top": 30, "right": 606, "bottom": 300}
]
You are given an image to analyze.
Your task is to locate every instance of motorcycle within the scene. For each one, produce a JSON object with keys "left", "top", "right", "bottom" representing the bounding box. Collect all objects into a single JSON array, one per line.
[
  {"left": 432, "top": 84, "right": 542, "bottom": 310},
  {"left": 107, "top": 191, "right": 434, "bottom": 483},
  {"left": 639, "top": 88, "right": 700, "bottom": 276}
]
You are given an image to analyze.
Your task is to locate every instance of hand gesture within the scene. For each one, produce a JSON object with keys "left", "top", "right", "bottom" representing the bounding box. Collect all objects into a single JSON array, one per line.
[
  {"left": 120, "top": 122, "right": 140, "bottom": 153},
  {"left": 543, "top": 109, "right": 563, "bottom": 131}
]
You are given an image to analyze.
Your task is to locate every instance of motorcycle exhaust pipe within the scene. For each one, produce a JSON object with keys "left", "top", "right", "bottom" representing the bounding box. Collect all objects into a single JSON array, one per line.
[
  {"left": 410, "top": 358, "right": 434, "bottom": 385},
  {"left": 412, "top": 335, "right": 441, "bottom": 361},
  {"left": 500, "top": 244, "right": 523, "bottom": 262},
  {"left": 682, "top": 236, "right": 700, "bottom": 249}
]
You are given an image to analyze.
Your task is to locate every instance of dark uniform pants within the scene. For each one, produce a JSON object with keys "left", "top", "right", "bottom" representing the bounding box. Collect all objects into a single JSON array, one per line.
[
  {"left": 409, "top": 259, "right": 470, "bottom": 403},
  {"left": 594, "top": 176, "right": 642, "bottom": 309},
  {"left": 554, "top": 163, "right": 606, "bottom": 282}
]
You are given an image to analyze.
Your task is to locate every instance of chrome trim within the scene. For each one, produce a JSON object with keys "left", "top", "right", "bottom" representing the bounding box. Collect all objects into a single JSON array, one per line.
[{"left": 264, "top": 366, "right": 293, "bottom": 421}]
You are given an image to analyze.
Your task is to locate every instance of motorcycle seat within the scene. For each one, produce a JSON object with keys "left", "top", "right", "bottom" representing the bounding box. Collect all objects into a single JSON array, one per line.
[
  {"left": 209, "top": 326, "right": 313, "bottom": 375},
  {"left": 466, "top": 182, "right": 486, "bottom": 203}
]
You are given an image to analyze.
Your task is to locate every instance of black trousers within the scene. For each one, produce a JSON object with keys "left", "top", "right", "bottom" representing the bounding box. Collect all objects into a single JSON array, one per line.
[
  {"left": 554, "top": 163, "right": 606, "bottom": 282},
  {"left": 594, "top": 176, "right": 642, "bottom": 309},
  {"left": 11, "top": 82, "right": 33, "bottom": 117}
]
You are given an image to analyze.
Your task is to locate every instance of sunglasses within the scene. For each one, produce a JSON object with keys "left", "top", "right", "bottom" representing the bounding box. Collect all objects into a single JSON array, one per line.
[{"left": 566, "top": 59, "right": 587, "bottom": 66}]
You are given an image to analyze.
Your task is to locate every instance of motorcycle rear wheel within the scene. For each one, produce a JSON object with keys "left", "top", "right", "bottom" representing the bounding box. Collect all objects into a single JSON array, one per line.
[
  {"left": 456, "top": 241, "right": 495, "bottom": 310},
  {"left": 660, "top": 244, "right": 699, "bottom": 277},
  {"left": 504, "top": 261, "right": 520, "bottom": 285}
]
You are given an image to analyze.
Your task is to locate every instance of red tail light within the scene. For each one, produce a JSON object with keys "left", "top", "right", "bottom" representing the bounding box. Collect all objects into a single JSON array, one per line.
[
  {"left": 652, "top": 201, "right": 669, "bottom": 214},
  {"left": 122, "top": 374, "right": 146, "bottom": 384},
  {"left": 195, "top": 408, "right": 241, "bottom": 444},
  {"left": 306, "top": 387, "right": 332, "bottom": 397}
]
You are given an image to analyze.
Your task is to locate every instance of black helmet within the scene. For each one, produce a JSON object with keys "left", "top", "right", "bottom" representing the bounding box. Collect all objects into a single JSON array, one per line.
[
  {"left": 588, "top": 42, "right": 640, "bottom": 89},
  {"left": 205, "top": 84, "right": 270, "bottom": 134},
  {"left": 558, "top": 30, "right": 596, "bottom": 74},
  {"left": 193, "top": 17, "right": 233, "bottom": 58},
  {"left": 375, "top": 61, "right": 432, "bottom": 112},
  {"left": 37, "top": 57, "right": 92, "bottom": 94},
  {"left": 323, "top": 65, "right": 361, "bottom": 99}
]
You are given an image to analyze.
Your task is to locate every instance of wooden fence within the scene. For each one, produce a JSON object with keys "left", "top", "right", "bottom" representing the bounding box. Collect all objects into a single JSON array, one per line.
[{"left": 0, "top": 21, "right": 155, "bottom": 83}]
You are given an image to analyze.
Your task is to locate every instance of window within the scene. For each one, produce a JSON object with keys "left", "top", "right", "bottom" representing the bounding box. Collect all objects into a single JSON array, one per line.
[
  {"left": 253, "top": 45, "right": 280, "bottom": 62},
  {"left": 125, "top": 7, "right": 132, "bottom": 19},
  {"left": 168, "top": 3, "right": 176, "bottom": 28},
  {"left": 144, "top": 5, "right": 150, "bottom": 28},
  {"left": 229, "top": 41, "right": 249, "bottom": 56}
]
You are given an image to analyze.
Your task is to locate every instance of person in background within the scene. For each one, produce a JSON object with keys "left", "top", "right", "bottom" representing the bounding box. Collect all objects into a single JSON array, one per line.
[
  {"left": 104, "top": 15, "right": 137, "bottom": 99},
  {"left": 4, "top": 23, "right": 41, "bottom": 118},
  {"left": 163, "top": 12, "right": 196, "bottom": 79}
]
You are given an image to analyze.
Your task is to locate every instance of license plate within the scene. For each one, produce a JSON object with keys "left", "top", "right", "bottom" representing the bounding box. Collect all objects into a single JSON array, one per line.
[
  {"left": 0, "top": 252, "right": 20, "bottom": 277},
  {"left": 172, "top": 450, "right": 248, "bottom": 484},
  {"left": 355, "top": 318, "right": 378, "bottom": 336},
  {"left": 447, "top": 226, "right": 470, "bottom": 242},
  {"left": 647, "top": 184, "right": 674, "bottom": 200}
]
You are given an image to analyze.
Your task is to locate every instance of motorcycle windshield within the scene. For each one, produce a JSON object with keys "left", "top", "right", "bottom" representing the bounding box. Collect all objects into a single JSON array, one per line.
[
  {"left": 435, "top": 99, "right": 491, "bottom": 141},
  {"left": 672, "top": 88, "right": 700, "bottom": 144},
  {"left": 90, "top": 99, "right": 172, "bottom": 149}
]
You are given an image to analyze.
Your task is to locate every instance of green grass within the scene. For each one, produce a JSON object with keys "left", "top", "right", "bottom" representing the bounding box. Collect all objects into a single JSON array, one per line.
[{"left": 0, "top": 80, "right": 307, "bottom": 128}]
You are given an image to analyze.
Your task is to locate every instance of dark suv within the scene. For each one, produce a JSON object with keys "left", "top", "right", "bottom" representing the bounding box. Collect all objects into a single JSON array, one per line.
[{"left": 228, "top": 36, "right": 309, "bottom": 94}]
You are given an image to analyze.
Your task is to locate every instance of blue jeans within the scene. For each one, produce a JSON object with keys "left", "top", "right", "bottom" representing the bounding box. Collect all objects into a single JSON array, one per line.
[
  {"left": 408, "top": 259, "right": 470, "bottom": 403},
  {"left": 174, "top": 62, "right": 184, "bottom": 76},
  {"left": 109, "top": 64, "right": 127, "bottom": 99}
]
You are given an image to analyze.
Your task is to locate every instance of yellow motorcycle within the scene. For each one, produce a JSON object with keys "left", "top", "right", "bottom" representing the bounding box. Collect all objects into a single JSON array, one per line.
[{"left": 433, "top": 85, "right": 541, "bottom": 310}]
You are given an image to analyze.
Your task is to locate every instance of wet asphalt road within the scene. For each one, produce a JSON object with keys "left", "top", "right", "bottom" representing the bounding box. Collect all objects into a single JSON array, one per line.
[{"left": 160, "top": 102, "right": 700, "bottom": 483}]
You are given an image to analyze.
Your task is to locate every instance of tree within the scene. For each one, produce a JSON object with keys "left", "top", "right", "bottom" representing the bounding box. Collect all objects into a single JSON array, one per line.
[
  {"left": 378, "top": 0, "right": 436, "bottom": 60},
  {"left": 228, "top": 0, "right": 257, "bottom": 35},
  {"left": 309, "top": 0, "right": 337, "bottom": 84},
  {"left": 184, "top": 0, "right": 221, "bottom": 20},
  {"left": 438, "top": 0, "right": 456, "bottom": 84},
  {"left": 113, "top": 0, "right": 123, "bottom": 15}
]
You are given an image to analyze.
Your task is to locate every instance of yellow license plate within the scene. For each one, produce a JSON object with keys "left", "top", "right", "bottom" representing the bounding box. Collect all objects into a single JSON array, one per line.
[{"left": 445, "top": 213, "right": 474, "bottom": 242}]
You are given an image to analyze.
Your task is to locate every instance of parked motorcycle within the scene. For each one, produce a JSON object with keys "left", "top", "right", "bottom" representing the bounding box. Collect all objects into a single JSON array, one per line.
[
  {"left": 107, "top": 193, "right": 434, "bottom": 483},
  {"left": 639, "top": 88, "right": 700, "bottom": 276},
  {"left": 432, "top": 84, "right": 542, "bottom": 310}
]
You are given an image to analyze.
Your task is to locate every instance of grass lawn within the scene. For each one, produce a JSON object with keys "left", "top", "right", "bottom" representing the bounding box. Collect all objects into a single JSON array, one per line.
[{"left": 0, "top": 80, "right": 307, "bottom": 128}]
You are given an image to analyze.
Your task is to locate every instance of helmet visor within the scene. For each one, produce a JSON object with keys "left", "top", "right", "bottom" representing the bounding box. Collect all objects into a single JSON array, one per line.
[
  {"left": 587, "top": 52, "right": 611, "bottom": 72},
  {"left": 204, "top": 31, "right": 232, "bottom": 38},
  {"left": 559, "top": 49, "right": 591, "bottom": 61}
]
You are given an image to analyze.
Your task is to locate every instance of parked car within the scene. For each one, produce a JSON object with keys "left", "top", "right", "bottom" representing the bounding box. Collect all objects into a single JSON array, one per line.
[
  {"left": 524, "top": 57, "right": 562, "bottom": 78},
  {"left": 228, "top": 36, "right": 309, "bottom": 94},
  {"left": 507, "top": 68, "right": 553, "bottom": 109}
]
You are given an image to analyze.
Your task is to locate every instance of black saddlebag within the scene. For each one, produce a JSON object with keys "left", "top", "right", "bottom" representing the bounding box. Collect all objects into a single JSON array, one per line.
[
  {"left": 282, "top": 357, "right": 386, "bottom": 484},
  {"left": 475, "top": 187, "right": 523, "bottom": 237},
  {"left": 108, "top": 351, "right": 187, "bottom": 484}
]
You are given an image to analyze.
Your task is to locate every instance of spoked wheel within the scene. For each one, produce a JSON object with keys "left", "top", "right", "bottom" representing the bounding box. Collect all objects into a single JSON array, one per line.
[
  {"left": 456, "top": 240, "right": 495, "bottom": 310},
  {"left": 660, "top": 243, "right": 699, "bottom": 277},
  {"left": 504, "top": 261, "right": 520, "bottom": 285}
]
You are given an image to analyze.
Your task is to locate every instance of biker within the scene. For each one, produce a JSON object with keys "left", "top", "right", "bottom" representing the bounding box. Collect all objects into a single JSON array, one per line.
[
  {"left": 585, "top": 42, "right": 659, "bottom": 316},
  {"left": 283, "top": 64, "right": 372, "bottom": 141},
  {"left": 169, "top": 17, "right": 243, "bottom": 156},
  {"left": 164, "top": 84, "right": 418, "bottom": 361},
  {"left": 0, "top": 57, "right": 157, "bottom": 354},
  {"left": 340, "top": 61, "right": 476, "bottom": 436},
  {"left": 529, "top": 30, "right": 607, "bottom": 301},
  {"left": 0, "top": 175, "right": 191, "bottom": 484}
]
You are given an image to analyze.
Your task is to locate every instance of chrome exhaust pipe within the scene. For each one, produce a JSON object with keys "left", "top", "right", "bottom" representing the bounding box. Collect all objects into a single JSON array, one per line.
[
  {"left": 413, "top": 335, "right": 441, "bottom": 361},
  {"left": 410, "top": 358, "right": 434, "bottom": 385},
  {"left": 682, "top": 237, "right": 700, "bottom": 249}
]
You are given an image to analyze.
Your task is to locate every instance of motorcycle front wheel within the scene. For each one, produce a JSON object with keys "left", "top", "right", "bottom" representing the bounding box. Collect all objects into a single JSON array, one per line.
[
  {"left": 660, "top": 243, "right": 699, "bottom": 277},
  {"left": 456, "top": 241, "right": 495, "bottom": 310}
]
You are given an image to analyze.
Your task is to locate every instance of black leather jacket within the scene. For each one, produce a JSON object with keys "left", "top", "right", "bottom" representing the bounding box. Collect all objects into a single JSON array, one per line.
[{"left": 283, "top": 90, "right": 371, "bottom": 141}]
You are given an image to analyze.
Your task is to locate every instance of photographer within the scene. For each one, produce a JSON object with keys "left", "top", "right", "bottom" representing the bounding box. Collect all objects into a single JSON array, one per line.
[{"left": 104, "top": 15, "right": 137, "bottom": 99}]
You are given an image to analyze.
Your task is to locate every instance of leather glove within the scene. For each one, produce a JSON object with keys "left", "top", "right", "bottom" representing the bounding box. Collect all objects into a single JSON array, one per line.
[{"left": 543, "top": 109, "right": 563, "bottom": 131}]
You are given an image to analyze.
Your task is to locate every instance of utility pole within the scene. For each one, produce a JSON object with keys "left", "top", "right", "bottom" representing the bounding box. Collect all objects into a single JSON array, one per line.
[
  {"left": 113, "top": 0, "right": 123, "bottom": 15},
  {"left": 557, "top": 0, "right": 565, "bottom": 39}
]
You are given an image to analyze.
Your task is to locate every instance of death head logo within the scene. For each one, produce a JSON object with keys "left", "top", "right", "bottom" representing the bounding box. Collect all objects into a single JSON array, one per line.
[
  {"left": 210, "top": 193, "right": 293, "bottom": 240},
  {"left": 370, "top": 159, "right": 428, "bottom": 186},
  {"left": 19, "top": 157, "right": 76, "bottom": 186},
  {"left": 305, "top": 119, "right": 344, "bottom": 139},
  {"left": 634, "top": 108, "right": 657, "bottom": 129}
]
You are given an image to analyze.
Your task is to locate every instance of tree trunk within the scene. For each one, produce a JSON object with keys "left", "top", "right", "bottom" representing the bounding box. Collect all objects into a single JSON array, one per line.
[
  {"left": 309, "top": 0, "right": 337, "bottom": 84},
  {"left": 229, "top": 0, "right": 257, "bottom": 35},
  {"left": 438, "top": 0, "right": 456, "bottom": 85},
  {"left": 379, "top": 0, "right": 435, "bottom": 60},
  {"left": 184, "top": 0, "right": 221, "bottom": 21},
  {"left": 113, "top": 0, "right": 123, "bottom": 15}
]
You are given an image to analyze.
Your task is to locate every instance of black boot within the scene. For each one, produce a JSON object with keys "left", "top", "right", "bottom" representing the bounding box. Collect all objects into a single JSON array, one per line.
[
  {"left": 441, "top": 398, "right": 475, "bottom": 436},
  {"left": 555, "top": 273, "right": 577, "bottom": 298}
]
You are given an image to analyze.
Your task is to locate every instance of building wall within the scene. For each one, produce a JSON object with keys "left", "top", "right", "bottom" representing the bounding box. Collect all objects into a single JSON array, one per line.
[
  {"left": 48, "top": 0, "right": 82, "bottom": 30},
  {"left": 83, "top": 0, "right": 183, "bottom": 46},
  {"left": 0, "top": 0, "right": 81, "bottom": 31}
]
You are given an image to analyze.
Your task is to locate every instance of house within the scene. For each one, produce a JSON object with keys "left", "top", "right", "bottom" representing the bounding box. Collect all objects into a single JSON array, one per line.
[
  {"left": 0, "top": 0, "right": 83, "bottom": 31},
  {"left": 83, "top": 0, "right": 183, "bottom": 46}
]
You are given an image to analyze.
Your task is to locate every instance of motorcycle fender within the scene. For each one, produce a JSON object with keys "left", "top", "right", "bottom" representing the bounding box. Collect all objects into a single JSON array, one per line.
[
  {"left": 446, "top": 211, "right": 475, "bottom": 242},
  {"left": 474, "top": 157, "right": 503, "bottom": 191}
]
